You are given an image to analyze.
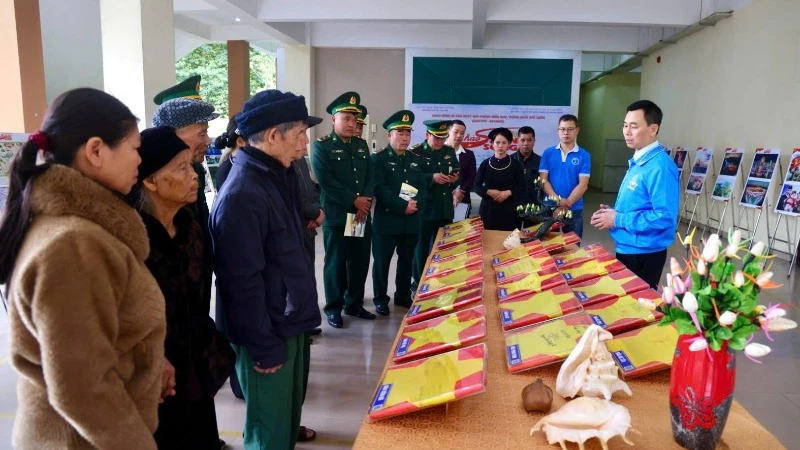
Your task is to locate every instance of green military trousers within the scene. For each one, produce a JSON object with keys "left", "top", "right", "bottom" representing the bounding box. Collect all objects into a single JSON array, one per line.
[
  {"left": 233, "top": 333, "right": 310, "bottom": 450},
  {"left": 322, "top": 223, "right": 372, "bottom": 316},
  {"left": 371, "top": 232, "right": 418, "bottom": 306},
  {"left": 411, "top": 219, "right": 453, "bottom": 292}
]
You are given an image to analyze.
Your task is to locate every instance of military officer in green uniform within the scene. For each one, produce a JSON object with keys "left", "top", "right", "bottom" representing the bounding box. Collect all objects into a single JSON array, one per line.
[
  {"left": 312, "top": 92, "right": 376, "bottom": 328},
  {"left": 371, "top": 110, "right": 424, "bottom": 315},
  {"left": 355, "top": 104, "right": 367, "bottom": 138},
  {"left": 153, "top": 74, "right": 203, "bottom": 105},
  {"left": 410, "top": 120, "right": 461, "bottom": 290}
]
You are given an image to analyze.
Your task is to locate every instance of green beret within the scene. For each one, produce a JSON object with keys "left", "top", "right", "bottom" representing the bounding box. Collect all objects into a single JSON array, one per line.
[
  {"left": 153, "top": 75, "right": 202, "bottom": 105},
  {"left": 423, "top": 119, "right": 451, "bottom": 138},
  {"left": 326, "top": 91, "right": 361, "bottom": 115},
  {"left": 383, "top": 110, "right": 414, "bottom": 131}
]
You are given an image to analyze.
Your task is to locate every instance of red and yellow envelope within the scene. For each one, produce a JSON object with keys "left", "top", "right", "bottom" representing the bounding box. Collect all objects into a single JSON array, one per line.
[
  {"left": 504, "top": 313, "right": 593, "bottom": 373},
  {"left": 606, "top": 323, "right": 678, "bottom": 379},
  {"left": 559, "top": 254, "right": 626, "bottom": 286},
  {"left": 521, "top": 222, "right": 563, "bottom": 239},
  {"left": 498, "top": 283, "right": 583, "bottom": 331},
  {"left": 583, "top": 289, "right": 664, "bottom": 335},
  {"left": 368, "top": 343, "right": 487, "bottom": 421},
  {"left": 551, "top": 243, "right": 609, "bottom": 270},
  {"left": 494, "top": 253, "right": 557, "bottom": 284},
  {"left": 406, "top": 282, "right": 483, "bottom": 324},
  {"left": 424, "top": 252, "right": 483, "bottom": 280},
  {"left": 570, "top": 269, "right": 650, "bottom": 307},
  {"left": 490, "top": 240, "right": 548, "bottom": 267},
  {"left": 394, "top": 305, "right": 487, "bottom": 363},
  {"left": 430, "top": 240, "right": 483, "bottom": 263},
  {"left": 497, "top": 271, "right": 566, "bottom": 302},
  {"left": 418, "top": 264, "right": 483, "bottom": 299},
  {"left": 443, "top": 217, "right": 484, "bottom": 233},
  {"left": 435, "top": 228, "right": 482, "bottom": 250},
  {"left": 538, "top": 231, "right": 581, "bottom": 253}
]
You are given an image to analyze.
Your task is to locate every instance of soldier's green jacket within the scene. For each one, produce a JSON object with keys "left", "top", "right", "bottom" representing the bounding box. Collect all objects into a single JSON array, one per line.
[
  {"left": 372, "top": 145, "right": 426, "bottom": 234},
  {"left": 410, "top": 142, "right": 461, "bottom": 222},
  {"left": 311, "top": 132, "right": 374, "bottom": 227}
]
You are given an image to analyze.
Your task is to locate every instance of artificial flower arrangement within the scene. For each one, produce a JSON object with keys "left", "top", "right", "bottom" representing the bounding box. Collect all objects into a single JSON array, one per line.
[{"left": 656, "top": 228, "right": 797, "bottom": 361}]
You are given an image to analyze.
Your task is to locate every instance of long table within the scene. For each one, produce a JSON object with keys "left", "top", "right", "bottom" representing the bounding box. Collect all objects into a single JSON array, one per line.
[{"left": 353, "top": 230, "right": 786, "bottom": 450}]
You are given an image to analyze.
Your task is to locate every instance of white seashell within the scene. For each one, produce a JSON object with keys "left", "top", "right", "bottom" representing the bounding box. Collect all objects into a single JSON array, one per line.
[
  {"left": 556, "top": 325, "right": 632, "bottom": 401},
  {"left": 530, "top": 397, "right": 635, "bottom": 449},
  {"left": 503, "top": 229, "right": 522, "bottom": 250}
]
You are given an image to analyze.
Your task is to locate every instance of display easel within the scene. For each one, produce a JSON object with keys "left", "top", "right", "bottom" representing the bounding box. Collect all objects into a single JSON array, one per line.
[
  {"left": 767, "top": 149, "right": 800, "bottom": 277},
  {"left": 685, "top": 153, "right": 715, "bottom": 235},
  {"left": 704, "top": 149, "right": 748, "bottom": 237},
  {"left": 768, "top": 213, "right": 799, "bottom": 277}
]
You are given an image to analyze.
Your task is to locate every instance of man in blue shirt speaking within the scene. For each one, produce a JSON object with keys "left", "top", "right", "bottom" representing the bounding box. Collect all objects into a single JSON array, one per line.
[
  {"left": 539, "top": 114, "right": 591, "bottom": 239},
  {"left": 589, "top": 100, "right": 679, "bottom": 289}
]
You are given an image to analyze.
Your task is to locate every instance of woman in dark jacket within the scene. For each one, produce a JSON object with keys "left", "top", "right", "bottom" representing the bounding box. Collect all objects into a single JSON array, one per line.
[
  {"left": 474, "top": 127, "right": 526, "bottom": 231},
  {"left": 214, "top": 117, "right": 244, "bottom": 189},
  {"left": 135, "top": 126, "right": 233, "bottom": 450}
]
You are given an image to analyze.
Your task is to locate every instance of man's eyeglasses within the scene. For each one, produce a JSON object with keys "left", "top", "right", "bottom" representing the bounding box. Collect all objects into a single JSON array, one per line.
[{"left": 558, "top": 127, "right": 577, "bottom": 133}]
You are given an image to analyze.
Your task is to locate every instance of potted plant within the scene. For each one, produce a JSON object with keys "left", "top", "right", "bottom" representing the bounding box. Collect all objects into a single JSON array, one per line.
[{"left": 659, "top": 229, "right": 796, "bottom": 450}]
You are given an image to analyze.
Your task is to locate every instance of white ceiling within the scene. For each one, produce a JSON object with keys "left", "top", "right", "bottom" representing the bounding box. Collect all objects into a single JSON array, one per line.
[{"left": 174, "top": 0, "right": 752, "bottom": 54}]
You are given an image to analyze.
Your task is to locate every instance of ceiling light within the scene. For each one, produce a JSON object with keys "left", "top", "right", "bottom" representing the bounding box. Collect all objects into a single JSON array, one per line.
[{"left": 235, "top": 17, "right": 241, "bottom": 22}]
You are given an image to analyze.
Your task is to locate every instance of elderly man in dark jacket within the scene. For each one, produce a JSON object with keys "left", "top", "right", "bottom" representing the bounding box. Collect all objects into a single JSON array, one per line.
[{"left": 210, "top": 89, "right": 322, "bottom": 449}]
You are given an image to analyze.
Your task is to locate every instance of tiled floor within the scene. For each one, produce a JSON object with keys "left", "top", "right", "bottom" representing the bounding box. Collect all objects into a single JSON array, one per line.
[{"left": 0, "top": 189, "right": 799, "bottom": 449}]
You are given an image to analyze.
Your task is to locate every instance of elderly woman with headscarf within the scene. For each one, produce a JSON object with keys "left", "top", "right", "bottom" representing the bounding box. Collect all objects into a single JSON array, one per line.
[{"left": 135, "top": 126, "right": 234, "bottom": 450}]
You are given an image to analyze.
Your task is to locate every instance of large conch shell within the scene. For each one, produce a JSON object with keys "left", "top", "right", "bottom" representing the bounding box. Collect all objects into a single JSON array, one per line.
[
  {"left": 503, "top": 229, "right": 522, "bottom": 249},
  {"left": 530, "top": 397, "right": 634, "bottom": 450},
  {"left": 556, "top": 325, "right": 632, "bottom": 400}
]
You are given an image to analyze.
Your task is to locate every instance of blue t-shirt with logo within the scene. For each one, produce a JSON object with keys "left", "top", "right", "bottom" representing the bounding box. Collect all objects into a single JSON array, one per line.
[{"left": 539, "top": 145, "right": 591, "bottom": 211}]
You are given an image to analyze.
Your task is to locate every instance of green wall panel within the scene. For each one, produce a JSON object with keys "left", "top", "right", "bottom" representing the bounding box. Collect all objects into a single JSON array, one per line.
[{"left": 412, "top": 57, "right": 573, "bottom": 106}]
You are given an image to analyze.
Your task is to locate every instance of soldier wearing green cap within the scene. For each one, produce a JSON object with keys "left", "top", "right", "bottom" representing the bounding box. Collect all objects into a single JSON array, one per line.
[
  {"left": 153, "top": 75, "right": 202, "bottom": 105},
  {"left": 355, "top": 104, "right": 367, "bottom": 138},
  {"left": 410, "top": 120, "right": 461, "bottom": 292},
  {"left": 312, "top": 91, "right": 376, "bottom": 328},
  {"left": 370, "top": 110, "right": 424, "bottom": 315}
]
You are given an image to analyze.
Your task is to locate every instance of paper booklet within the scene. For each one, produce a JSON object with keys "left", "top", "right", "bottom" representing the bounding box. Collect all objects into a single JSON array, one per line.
[
  {"left": 418, "top": 264, "right": 484, "bottom": 299},
  {"left": 570, "top": 269, "right": 650, "bottom": 307},
  {"left": 551, "top": 243, "right": 609, "bottom": 270},
  {"left": 499, "top": 283, "right": 583, "bottom": 331},
  {"left": 368, "top": 343, "right": 488, "bottom": 421},
  {"left": 443, "top": 216, "right": 483, "bottom": 232},
  {"left": 399, "top": 182, "right": 418, "bottom": 201},
  {"left": 430, "top": 240, "right": 483, "bottom": 263},
  {"left": 435, "top": 228, "right": 482, "bottom": 250},
  {"left": 453, "top": 202, "right": 469, "bottom": 221},
  {"left": 607, "top": 323, "right": 679, "bottom": 379},
  {"left": 494, "top": 254, "right": 558, "bottom": 284},
  {"left": 490, "top": 240, "right": 548, "bottom": 267},
  {"left": 394, "top": 305, "right": 487, "bottom": 363},
  {"left": 538, "top": 231, "right": 581, "bottom": 252},
  {"left": 558, "top": 254, "right": 626, "bottom": 286},
  {"left": 496, "top": 271, "right": 567, "bottom": 302},
  {"left": 344, "top": 213, "right": 366, "bottom": 237},
  {"left": 424, "top": 252, "right": 483, "bottom": 280},
  {"left": 406, "top": 282, "right": 483, "bottom": 324},
  {"left": 584, "top": 289, "right": 664, "bottom": 335},
  {"left": 504, "top": 313, "right": 593, "bottom": 373}
]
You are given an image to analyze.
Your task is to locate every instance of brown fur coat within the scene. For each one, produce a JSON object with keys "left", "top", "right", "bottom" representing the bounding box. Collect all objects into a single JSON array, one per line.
[{"left": 7, "top": 165, "right": 166, "bottom": 450}]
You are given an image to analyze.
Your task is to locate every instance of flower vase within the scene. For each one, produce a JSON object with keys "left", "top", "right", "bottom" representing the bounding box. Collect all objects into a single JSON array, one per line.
[{"left": 670, "top": 334, "right": 736, "bottom": 450}]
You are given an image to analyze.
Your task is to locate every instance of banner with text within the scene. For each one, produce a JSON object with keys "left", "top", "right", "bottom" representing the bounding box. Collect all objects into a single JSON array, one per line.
[{"left": 408, "top": 104, "right": 572, "bottom": 169}]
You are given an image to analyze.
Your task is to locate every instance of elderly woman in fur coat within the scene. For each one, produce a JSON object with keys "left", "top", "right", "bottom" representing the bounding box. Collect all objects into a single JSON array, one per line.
[{"left": 0, "top": 89, "right": 167, "bottom": 450}]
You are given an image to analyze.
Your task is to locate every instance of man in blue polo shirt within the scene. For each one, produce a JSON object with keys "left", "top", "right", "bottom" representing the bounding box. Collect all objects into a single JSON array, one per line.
[
  {"left": 539, "top": 114, "right": 591, "bottom": 239},
  {"left": 589, "top": 100, "right": 679, "bottom": 289}
]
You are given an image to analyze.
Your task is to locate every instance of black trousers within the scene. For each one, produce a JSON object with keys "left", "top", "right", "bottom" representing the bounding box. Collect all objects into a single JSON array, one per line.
[{"left": 616, "top": 249, "right": 668, "bottom": 290}]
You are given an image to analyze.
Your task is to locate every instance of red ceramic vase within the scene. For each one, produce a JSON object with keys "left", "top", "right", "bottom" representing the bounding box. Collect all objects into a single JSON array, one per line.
[{"left": 670, "top": 334, "right": 736, "bottom": 450}]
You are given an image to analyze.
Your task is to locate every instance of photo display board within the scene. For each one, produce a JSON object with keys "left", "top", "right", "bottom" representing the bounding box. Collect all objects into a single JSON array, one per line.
[
  {"left": 739, "top": 148, "right": 781, "bottom": 209},
  {"left": 775, "top": 148, "right": 800, "bottom": 216},
  {"left": 711, "top": 148, "right": 744, "bottom": 201},
  {"left": 685, "top": 148, "right": 713, "bottom": 195}
]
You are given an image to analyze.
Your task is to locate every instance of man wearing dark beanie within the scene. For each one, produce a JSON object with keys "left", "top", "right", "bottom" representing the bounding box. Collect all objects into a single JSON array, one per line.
[{"left": 209, "top": 89, "right": 323, "bottom": 449}]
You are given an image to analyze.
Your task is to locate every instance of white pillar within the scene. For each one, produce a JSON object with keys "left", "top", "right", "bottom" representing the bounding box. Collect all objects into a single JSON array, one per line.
[
  {"left": 277, "top": 44, "right": 314, "bottom": 112},
  {"left": 100, "top": 0, "right": 175, "bottom": 127}
]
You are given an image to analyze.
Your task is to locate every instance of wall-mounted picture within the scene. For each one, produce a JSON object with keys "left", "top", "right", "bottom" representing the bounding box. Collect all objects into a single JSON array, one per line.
[
  {"left": 748, "top": 152, "right": 779, "bottom": 180},
  {"left": 0, "top": 133, "right": 29, "bottom": 177},
  {"left": 775, "top": 182, "right": 800, "bottom": 216},
  {"left": 690, "top": 149, "right": 713, "bottom": 174},
  {"left": 719, "top": 150, "right": 744, "bottom": 177},
  {"left": 712, "top": 175, "right": 736, "bottom": 201},
  {"left": 740, "top": 179, "right": 770, "bottom": 208},
  {"left": 686, "top": 174, "right": 707, "bottom": 194},
  {"left": 674, "top": 148, "right": 688, "bottom": 171}
]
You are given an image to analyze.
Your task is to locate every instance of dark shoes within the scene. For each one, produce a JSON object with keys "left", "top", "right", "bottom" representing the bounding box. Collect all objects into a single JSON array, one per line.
[
  {"left": 326, "top": 313, "right": 343, "bottom": 328},
  {"left": 345, "top": 307, "right": 376, "bottom": 320},
  {"left": 310, "top": 327, "right": 322, "bottom": 336},
  {"left": 375, "top": 304, "right": 390, "bottom": 316},
  {"left": 394, "top": 299, "right": 413, "bottom": 309}
]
